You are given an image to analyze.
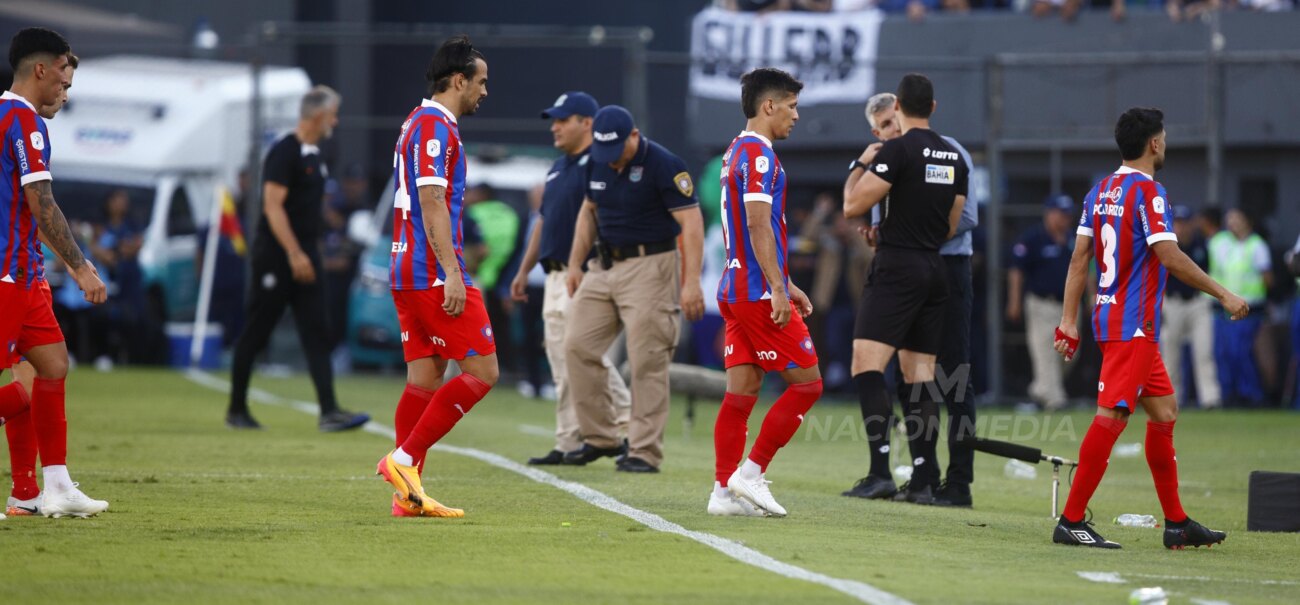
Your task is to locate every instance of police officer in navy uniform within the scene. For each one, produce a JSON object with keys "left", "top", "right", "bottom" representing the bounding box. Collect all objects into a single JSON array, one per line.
[
  {"left": 563, "top": 105, "right": 705, "bottom": 473},
  {"left": 1007, "top": 194, "right": 1077, "bottom": 411},
  {"left": 509, "top": 92, "right": 632, "bottom": 465}
]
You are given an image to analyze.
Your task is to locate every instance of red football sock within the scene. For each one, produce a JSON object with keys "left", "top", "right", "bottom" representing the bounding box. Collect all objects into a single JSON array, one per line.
[
  {"left": 399, "top": 374, "right": 491, "bottom": 458},
  {"left": 5, "top": 406, "right": 39, "bottom": 500},
  {"left": 713, "top": 392, "right": 758, "bottom": 485},
  {"left": 749, "top": 380, "right": 822, "bottom": 472},
  {"left": 32, "top": 377, "right": 67, "bottom": 467},
  {"left": 1062, "top": 414, "right": 1128, "bottom": 523},
  {"left": 394, "top": 383, "right": 437, "bottom": 473},
  {"left": 1145, "top": 420, "right": 1187, "bottom": 523},
  {"left": 0, "top": 382, "right": 30, "bottom": 421}
]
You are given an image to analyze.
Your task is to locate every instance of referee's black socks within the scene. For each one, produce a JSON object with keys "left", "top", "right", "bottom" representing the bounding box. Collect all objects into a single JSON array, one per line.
[
  {"left": 854, "top": 371, "right": 893, "bottom": 480},
  {"left": 900, "top": 381, "right": 942, "bottom": 489}
]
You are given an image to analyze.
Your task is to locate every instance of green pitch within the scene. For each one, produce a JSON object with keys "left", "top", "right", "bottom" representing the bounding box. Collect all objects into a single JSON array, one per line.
[{"left": 2, "top": 368, "right": 1298, "bottom": 604}]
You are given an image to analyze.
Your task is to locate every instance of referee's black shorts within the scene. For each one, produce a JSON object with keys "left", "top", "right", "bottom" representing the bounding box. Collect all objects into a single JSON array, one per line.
[{"left": 853, "top": 246, "right": 950, "bottom": 355}]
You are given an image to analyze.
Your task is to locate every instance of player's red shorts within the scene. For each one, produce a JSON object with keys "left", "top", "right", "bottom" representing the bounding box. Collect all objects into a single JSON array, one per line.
[
  {"left": 1096, "top": 339, "right": 1174, "bottom": 412},
  {"left": 393, "top": 285, "right": 496, "bottom": 362},
  {"left": 1, "top": 280, "right": 65, "bottom": 369},
  {"left": 719, "top": 299, "right": 818, "bottom": 372}
]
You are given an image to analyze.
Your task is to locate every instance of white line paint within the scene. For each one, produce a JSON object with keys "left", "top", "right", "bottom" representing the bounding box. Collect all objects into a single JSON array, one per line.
[
  {"left": 517, "top": 424, "right": 554, "bottom": 438},
  {"left": 186, "top": 370, "right": 911, "bottom": 605},
  {"left": 1078, "top": 571, "right": 1300, "bottom": 587},
  {"left": 1076, "top": 572, "right": 1125, "bottom": 584}
]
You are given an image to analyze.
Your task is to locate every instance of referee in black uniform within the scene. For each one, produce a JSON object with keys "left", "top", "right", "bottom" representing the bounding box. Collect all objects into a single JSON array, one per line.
[
  {"left": 842, "top": 74, "right": 969, "bottom": 504},
  {"left": 225, "top": 85, "right": 369, "bottom": 432}
]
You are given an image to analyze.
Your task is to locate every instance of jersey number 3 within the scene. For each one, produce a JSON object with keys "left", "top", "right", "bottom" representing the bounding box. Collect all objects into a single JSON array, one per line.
[{"left": 1098, "top": 223, "right": 1118, "bottom": 289}]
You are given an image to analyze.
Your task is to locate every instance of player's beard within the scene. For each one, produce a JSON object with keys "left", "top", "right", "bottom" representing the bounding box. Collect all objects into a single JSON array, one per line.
[{"left": 462, "top": 93, "right": 483, "bottom": 116}]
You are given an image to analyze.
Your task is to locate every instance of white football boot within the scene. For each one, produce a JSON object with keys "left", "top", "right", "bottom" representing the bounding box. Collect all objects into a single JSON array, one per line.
[
  {"left": 707, "top": 484, "right": 766, "bottom": 517},
  {"left": 41, "top": 483, "right": 108, "bottom": 518},
  {"left": 728, "top": 469, "right": 787, "bottom": 517}
]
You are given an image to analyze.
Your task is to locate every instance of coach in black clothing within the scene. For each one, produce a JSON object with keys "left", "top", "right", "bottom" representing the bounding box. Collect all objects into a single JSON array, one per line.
[
  {"left": 225, "top": 85, "right": 369, "bottom": 432},
  {"left": 842, "top": 74, "right": 969, "bottom": 504}
]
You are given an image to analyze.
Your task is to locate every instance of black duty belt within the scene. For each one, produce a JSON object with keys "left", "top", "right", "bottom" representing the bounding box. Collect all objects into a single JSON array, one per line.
[
  {"left": 606, "top": 239, "right": 676, "bottom": 262},
  {"left": 541, "top": 259, "right": 567, "bottom": 273}
]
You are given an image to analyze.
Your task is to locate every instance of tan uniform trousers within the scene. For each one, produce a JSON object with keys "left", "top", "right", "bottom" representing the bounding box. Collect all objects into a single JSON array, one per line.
[
  {"left": 543, "top": 269, "right": 631, "bottom": 453},
  {"left": 1159, "top": 294, "right": 1221, "bottom": 406},
  {"left": 565, "top": 250, "right": 681, "bottom": 468},
  {"left": 1026, "top": 294, "right": 1075, "bottom": 408}
]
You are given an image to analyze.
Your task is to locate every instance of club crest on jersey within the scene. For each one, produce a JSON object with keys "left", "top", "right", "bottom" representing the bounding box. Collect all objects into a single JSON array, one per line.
[
  {"left": 800, "top": 337, "right": 814, "bottom": 352},
  {"left": 630, "top": 166, "right": 644, "bottom": 182},
  {"left": 755, "top": 155, "right": 769, "bottom": 174},
  {"left": 674, "top": 171, "right": 694, "bottom": 197},
  {"left": 481, "top": 326, "right": 494, "bottom": 343}
]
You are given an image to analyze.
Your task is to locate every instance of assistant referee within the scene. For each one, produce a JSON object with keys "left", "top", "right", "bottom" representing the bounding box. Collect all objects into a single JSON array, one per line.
[
  {"left": 841, "top": 74, "right": 969, "bottom": 504},
  {"left": 225, "top": 86, "right": 369, "bottom": 432}
]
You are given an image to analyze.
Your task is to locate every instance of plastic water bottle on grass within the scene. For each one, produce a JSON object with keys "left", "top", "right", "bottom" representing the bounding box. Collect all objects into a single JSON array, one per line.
[
  {"left": 1128, "top": 586, "right": 1168, "bottom": 605},
  {"left": 1115, "top": 514, "right": 1158, "bottom": 528}
]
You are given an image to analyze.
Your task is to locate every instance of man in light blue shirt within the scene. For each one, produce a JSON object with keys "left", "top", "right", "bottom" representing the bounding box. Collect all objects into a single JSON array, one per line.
[{"left": 842, "top": 92, "right": 980, "bottom": 507}]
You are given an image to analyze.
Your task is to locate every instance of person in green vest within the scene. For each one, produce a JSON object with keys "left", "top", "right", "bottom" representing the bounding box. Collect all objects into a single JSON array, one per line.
[{"left": 1207, "top": 209, "right": 1271, "bottom": 405}]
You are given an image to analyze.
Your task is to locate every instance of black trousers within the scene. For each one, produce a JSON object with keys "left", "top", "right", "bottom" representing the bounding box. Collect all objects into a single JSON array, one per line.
[
  {"left": 939, "top": 254, "right": 977, "bottom": 485},
  {"left": 228, "top": 257, "right": 338, "bottom": 416}
]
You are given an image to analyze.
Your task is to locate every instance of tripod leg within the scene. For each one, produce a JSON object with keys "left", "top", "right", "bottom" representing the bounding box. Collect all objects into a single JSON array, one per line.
[{"left": 1051, "top": 462, "right": 1061, "bottom": 518}]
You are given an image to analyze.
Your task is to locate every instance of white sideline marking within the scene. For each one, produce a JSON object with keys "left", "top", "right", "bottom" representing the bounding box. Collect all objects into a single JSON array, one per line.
[
  {"left": 1078, "top": 571, "right": 1300, "bottom": 587},
  {"left": 517, "top": 424, "right": 554, "bottom": 438},
  {"left": 186, "top": 370, "right": 911, "bottom": 605}
]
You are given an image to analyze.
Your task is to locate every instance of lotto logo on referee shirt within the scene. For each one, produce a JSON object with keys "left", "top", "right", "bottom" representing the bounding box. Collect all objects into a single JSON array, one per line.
[{"left": 925, "top": 164, "right": 955, "bottom": 185}]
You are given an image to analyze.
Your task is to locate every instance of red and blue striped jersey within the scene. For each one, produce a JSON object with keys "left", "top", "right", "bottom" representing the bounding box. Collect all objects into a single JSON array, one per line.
[
  {"left": 390, "top": 99, "right": 472, "bottom": 291},
  {"left": 717, "top": 131, "right": 788, "bottom": 303},
  {"left": 1077, "top": 166, "right": 1176, "bottom": 342},
  {"left": 0, "top": 91, "right": 49, "bottom": 289}
]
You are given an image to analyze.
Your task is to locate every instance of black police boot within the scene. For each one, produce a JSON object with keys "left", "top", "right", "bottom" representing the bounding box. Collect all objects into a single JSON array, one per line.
[
  {"left": 562, "top": 442, "right": 627, "bottom": 466},
  {"left": 225, "top": 412, "right": 263, "bottom": 430},
  {"left": 527, "top": 450, "right": 566, "bottom": 466},
  {"left": 615, "top": 456, "right": 659, "bottom": 473}
]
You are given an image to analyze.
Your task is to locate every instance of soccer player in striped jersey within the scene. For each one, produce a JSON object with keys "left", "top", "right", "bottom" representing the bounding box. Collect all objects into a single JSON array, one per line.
[
  {"left": 4, "top": 50, "right": 76, "bottom": 519},
  {"left": 0, "top": 28, "right": 108, "bottom": 519},
  {"left": 1052, "top": 107, "right": 1248, "bottom": 549},
  {"left": 376, "top": 36, "right": 497, "bottom": 518},
  {"left": 709, "top": 68, "right": 822, "bottom": 518}
]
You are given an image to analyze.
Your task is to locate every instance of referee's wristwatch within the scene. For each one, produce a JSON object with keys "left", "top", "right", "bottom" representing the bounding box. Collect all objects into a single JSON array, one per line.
[{"left": 848, "top": 160, "right": 870, "bottom": 173}]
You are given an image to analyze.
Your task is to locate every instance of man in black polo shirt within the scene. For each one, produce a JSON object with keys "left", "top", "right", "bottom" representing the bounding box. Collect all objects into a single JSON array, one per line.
[
  {"left": 509, "top": 91, "right": 632, "bottom": 465},
  {"left": 563, "top": 105, "right": 705, "bottom": 473},
  {"left": 225, "top": 85, "right": 369, "bottom": 432},
  {"left": 1007, "top": 195, "right": 1077, "bottom": 411},
  {"left": 843, "top": 74, "right": 968, "bottom": 504}
]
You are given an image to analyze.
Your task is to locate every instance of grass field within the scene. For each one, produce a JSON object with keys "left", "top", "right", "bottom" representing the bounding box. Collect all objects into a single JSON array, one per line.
[{"left": 2, "top": 368, "right": 1298, "bottom": 604}]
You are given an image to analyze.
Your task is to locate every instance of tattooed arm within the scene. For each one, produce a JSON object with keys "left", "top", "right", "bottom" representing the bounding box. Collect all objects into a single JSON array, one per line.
[
  {"left": 417, "top": 184, "right": 465, "bottom": 317},
  {"left": 23, "top": 180, "right": 106, "bottom": 304}
]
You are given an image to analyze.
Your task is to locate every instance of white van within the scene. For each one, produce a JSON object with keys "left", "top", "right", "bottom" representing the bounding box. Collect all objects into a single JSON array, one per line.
[{"left": 46, "top": 56, "right": 310, "bottom": 321}]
